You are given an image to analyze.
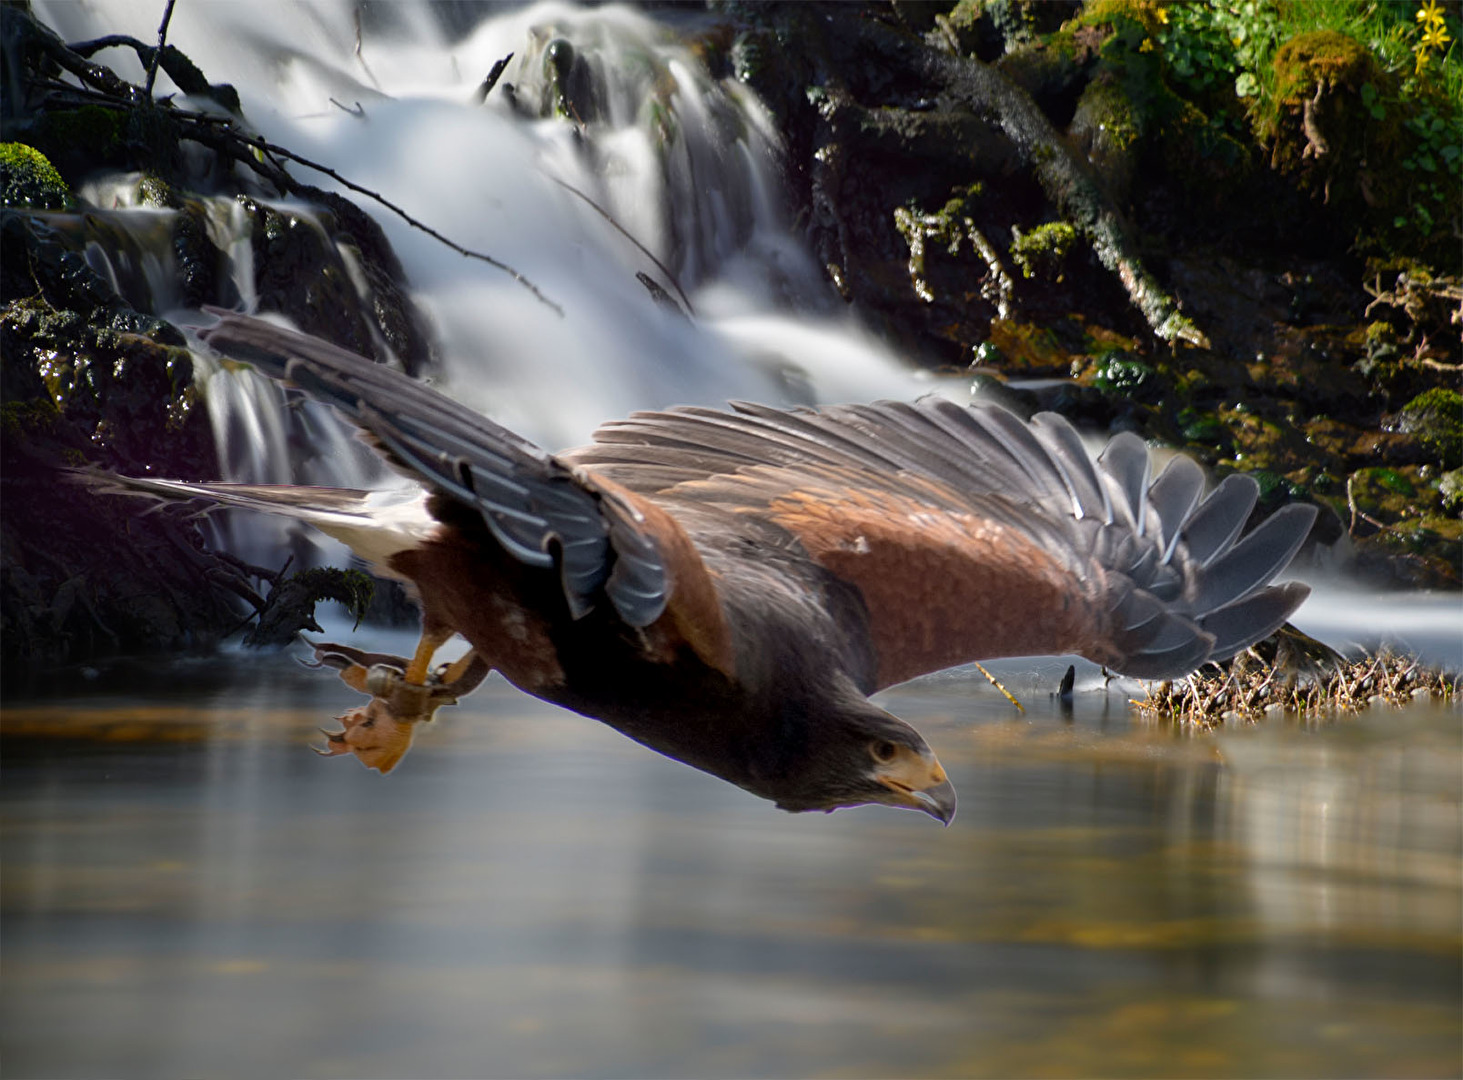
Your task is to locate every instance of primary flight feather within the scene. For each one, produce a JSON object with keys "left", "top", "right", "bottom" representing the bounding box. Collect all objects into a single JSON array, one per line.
[{"left": 104, "top": 312, "right": 1316, "bottom": 823}]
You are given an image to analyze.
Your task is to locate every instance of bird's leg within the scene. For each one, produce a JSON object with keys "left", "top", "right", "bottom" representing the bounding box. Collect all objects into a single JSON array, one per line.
[
  {"left": 434, "top": 649, "right": 482, "bottom": 687},
  {"left": 404, "top": 624, "right": 457, "bottom": 685},
  {"left": 306, "top": 644, "right": 488, "bottom": 776}
]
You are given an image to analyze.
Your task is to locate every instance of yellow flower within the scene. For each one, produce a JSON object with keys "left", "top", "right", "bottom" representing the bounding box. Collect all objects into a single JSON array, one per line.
[
  {"left": 1415, "top": 47, "right": 1432, "bottom": 74},
  {"left": 1155, "top": 6, "right": 1170, "bottom": 25},
  {"left": 1140, "top": 37, "right": 1156, "bottom": 52},
  {"left": 1416, "top": 0, "right": 1446, "bottom": 29},
  {"left": 1422, "top": 21, "right": 1451, "bottom": 49}
]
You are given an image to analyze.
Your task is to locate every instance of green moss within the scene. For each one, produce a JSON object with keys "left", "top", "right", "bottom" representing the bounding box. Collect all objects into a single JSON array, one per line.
[
  {"left": 1272, "top": 30, "right": 1374, "bottom": 104},
  {"left": 1369, "top": 467, "right": 1415, "bottom": 496},
  {"left": 1009, "top": 221, "right": 1078, "bottom": 280},
  {"left": 893, "top": 183, "right": 985, "bottom": 302},
  {"left": 1178, "top": 406, "right": 1228, "bottom": 448},
  {"left": 1, "top": 397, "right": 62, "bottom": 439},
  {"left": 28, "top": 105, "right": 126, "bottom": 166},
  {"left": 0, "top": 143, "right": 74, "bottom": 210},
  {"left": 1091, "top": 351, "right": 1155, "bottom": 395},
  {"left": 1075, "top": 76, "right": 1143, "bottom": 151},
  {"left": 135, "top": 173, "right": 179, "bottom": 209},
  {"left": 290, "top": 567, "right": 375, "bottom": 627},
  {"left": 1397, "top": 387, "right": 1462, "bottom": 469},
  {"left": 1078, "top": 0, "right": 1169, "bottom": 39},
  {"left": 1439, "top": 468, "right": 1463, "bottom": 514}
]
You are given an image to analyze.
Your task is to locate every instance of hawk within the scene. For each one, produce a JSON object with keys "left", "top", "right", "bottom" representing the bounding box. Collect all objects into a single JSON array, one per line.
[{"left": 105, "top": 312, "right": 1315, "bottom": 823}]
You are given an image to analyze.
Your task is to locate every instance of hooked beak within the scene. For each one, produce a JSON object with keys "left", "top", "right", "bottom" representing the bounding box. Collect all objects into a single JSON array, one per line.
[{"left": 875, "top": 750, "right": 958, "bottom": 825}]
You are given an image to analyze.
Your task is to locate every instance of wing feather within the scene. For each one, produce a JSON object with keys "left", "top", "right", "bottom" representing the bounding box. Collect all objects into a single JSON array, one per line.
[
  {"left": 566, "top": 397, "right": 1313, "bottom": 684},
  {"left": 201, "top": 311, "right": 668, "bottom": 627}
]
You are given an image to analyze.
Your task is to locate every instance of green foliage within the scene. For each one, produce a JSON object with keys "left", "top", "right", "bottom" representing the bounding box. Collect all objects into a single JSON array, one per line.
[
  {"left": 291, "top": 567, "right": 376, "bottom": 628},
  {"left": 1131, "top": 0, "right": 1462, "bottom": 264},
  {"left": 0, "top": 142, "right": 73, "bottom": 210},
  {"left": 1008, "top": 221, "right": 1077, "bottom": 279}
]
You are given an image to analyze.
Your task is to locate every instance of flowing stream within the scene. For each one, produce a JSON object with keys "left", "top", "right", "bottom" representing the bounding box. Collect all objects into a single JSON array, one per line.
[{"left": 6, "top": 3, "right": 1462, "bottom": 1077}]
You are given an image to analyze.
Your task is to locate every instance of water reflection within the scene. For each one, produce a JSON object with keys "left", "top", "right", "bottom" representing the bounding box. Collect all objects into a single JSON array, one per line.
[{"left": 3, "top": 651, "right": 1459, "bottom": 1079}]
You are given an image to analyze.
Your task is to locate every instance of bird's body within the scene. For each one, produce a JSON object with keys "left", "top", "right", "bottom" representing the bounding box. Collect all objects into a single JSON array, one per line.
[{"left": 102, "top": 312, "right": 1317, "bottom": 822}]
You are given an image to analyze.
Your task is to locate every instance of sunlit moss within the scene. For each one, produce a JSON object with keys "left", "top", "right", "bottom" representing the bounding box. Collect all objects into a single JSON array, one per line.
[{"left": 0, "top": 142, "right": 73, "bottom": 210}]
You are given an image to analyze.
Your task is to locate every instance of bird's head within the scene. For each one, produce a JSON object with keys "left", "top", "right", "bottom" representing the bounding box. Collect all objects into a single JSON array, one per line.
[{"left": 751, "top": 699, "right": 957, "bottom": 825}]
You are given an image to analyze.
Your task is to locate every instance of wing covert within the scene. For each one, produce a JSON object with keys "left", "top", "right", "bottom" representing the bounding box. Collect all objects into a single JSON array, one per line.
[
  {"left": 568, "top": 397, "right": 1314, "bottom": 683},
  {"left": 200, "top": 311, "right": 669, "bottom": 627}
]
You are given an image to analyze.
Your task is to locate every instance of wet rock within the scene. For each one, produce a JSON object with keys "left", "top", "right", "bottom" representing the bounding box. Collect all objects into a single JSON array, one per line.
[
  {"left": 236, "top": 195, "right": 380, "bottom": 362},
  {"left": 298, "top": 187, "right": 437, "bottom": 376},
  {"left": 1352, "top": 517, "right": 1462, "bottom": 590},
  {"left": 1438, "top": 469, "right": 1463, "bottom": 515},
  {"left": 0, "top": 142, "right": 73, "bottom": 209},
  {"left": 1392, "top": 388, "right": 1462, "bottom": 470},
  {"left": 1, "top": 291, "right": 238, "bottom": 677}
]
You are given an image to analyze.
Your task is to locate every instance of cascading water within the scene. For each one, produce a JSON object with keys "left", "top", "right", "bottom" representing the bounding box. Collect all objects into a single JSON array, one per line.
[
  {"left": 30, "top": 0, "right": 954, "bottom": 569},
  {"left": 34, "top": 0, "right": 945, "bottom": 438}
]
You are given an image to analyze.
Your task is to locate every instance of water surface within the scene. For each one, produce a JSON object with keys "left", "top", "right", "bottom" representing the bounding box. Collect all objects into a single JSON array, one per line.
[{"left": 3, "top": 643, "right": 1460, "bottom": 1079}]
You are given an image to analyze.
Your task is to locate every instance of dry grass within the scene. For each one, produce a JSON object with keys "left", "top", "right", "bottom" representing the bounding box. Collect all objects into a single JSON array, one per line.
[{"left": 1133, "top": 628, "right": 1459, "bottom": 729}]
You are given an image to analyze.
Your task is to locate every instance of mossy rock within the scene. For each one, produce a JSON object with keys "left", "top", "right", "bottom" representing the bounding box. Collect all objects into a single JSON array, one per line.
[
  {"left": 1352, "top": 515, "right": 1463, "bottom": 589},
  {"left": 1077, "top": 0, "right": 1169, "bottom": 39},
  {"left": 1272, "top": 30, "right": 1375, "bottom": 104},
  {"left": 1346, "top": 464, "right": 1443, "bottom": 525},
  {"left": 0, "top": 143, "right": 74, "bottom": 210},
  {"left": 1395, "top": 388, "right": 1462, "bottom": 469},
  {"left": 1438, "top": 468, "right": 1463, "bottom": 515},
  {"left": 1220, "top": 406, "right": 1314, "bottom": 474},
  {"left": 984, "top": 319, "right": 1073, "bottom": 374},
  {"left": 1068, "top": 74, "right": 1143, "bottom": 199}
]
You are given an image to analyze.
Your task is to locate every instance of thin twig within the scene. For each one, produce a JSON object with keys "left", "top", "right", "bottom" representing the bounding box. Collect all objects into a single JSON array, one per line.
[
  {"left": 973, "top": 660, "right": 1024, "bottom": 713},
  {"left": 475, "top": 52, "right": 514, "bottom": 104},
  {"left": 174, "top": 113, "right": 564, "bottom": 316},
  {"left": 30, "top": 43, "right": 560, "bottom": 316},
  {"left": 550, "top": 176, "right": 694, "bottom": 316},
  {"left": 143, "top": 0, "right": 176, "bottom": 98}
]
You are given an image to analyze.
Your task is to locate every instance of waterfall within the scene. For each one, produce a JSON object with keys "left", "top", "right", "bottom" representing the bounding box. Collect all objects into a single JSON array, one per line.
[
  {"left": 33, "top": 0, "right": 947, "bottom": 458},
  {"left": 23, "top": 0, "right": 961, "bottom": 574}
]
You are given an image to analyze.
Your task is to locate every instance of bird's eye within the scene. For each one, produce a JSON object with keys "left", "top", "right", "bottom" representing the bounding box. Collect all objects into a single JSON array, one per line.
[{"left": 870, "top": 739, "right": 898, "bottom": 764}]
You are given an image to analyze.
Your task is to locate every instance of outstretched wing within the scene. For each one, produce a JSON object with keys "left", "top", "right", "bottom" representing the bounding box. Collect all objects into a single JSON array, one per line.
[
  {"left": 567, "top": 398, "right": 1316, "bottom": 686},
  {"left": 199, "top": 312, "right": 669, "bottom": 627}
]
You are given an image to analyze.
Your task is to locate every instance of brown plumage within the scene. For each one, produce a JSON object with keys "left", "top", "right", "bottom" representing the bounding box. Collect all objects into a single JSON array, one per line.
[{"left": 101, "top": 313, "right": 1318, "bottom": 823}]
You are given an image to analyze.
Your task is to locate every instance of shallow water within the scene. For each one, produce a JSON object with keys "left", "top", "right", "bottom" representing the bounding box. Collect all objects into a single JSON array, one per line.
[{"left": 3, "top": 640, "right": 1459, "bottom": 1079}]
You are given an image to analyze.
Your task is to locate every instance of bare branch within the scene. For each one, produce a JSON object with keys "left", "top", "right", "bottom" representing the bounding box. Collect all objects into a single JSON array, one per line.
[
  {"left": 551, "top": 176, "right": 694, "bottom": 317},
  {"left": 143, "top": 0, "right": 177, "bottom": 98}
]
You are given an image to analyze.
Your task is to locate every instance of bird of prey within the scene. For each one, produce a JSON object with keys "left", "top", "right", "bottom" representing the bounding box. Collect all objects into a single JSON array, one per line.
[{"left": 104, "top": 312, "right": 1316, "bottom": 823}]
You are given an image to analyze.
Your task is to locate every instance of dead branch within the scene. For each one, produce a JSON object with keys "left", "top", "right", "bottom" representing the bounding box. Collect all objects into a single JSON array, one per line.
[
  {"left": 551, "top": 176, "right": 694, "bottom": 316},
  {"left": 144, "top": 0, "right": 176, "bottom": 97}
]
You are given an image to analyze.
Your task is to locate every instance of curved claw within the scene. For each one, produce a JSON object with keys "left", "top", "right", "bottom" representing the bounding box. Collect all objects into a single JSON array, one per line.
[{"left": 312, "top": 701, "right": 417, "bottom": 773}]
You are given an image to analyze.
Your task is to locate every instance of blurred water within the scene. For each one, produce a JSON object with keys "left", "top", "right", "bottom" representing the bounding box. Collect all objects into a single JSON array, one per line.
[
  {"left": 33, "top": 0, "right": 944, "bottom": 454},
  {"left": 3, "top": 644, "right": 1459, "bottom": 1079}
]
